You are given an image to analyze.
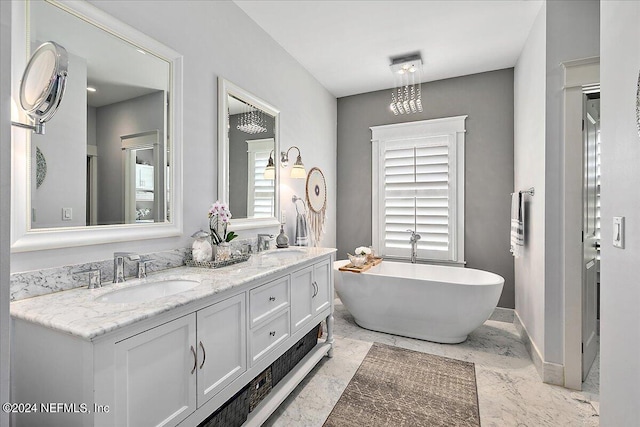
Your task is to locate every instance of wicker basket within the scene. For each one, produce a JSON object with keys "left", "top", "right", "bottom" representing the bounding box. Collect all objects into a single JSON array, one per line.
[
  {"left": 249, "top": 367, "right": 272, "bottom": 412},
  {"left": 272, "top": 323, "right": 320, "bottom": 386},
  {"left": 198, "top": 385, "right": 249, "bottom": 427}
]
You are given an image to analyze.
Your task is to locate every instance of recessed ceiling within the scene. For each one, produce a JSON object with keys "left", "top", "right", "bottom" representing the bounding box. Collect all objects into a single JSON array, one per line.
[{"left": 234, "top": 0, "right": 544, "bottom": 98}]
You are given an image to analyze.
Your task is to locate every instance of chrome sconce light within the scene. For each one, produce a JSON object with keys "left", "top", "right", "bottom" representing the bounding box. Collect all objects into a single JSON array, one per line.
[
  {"left": 264, "top": 150, "right": 276, "bottom": 180},
  {"left": 280, "top": 146, "right": 306, "bottom": 179},
  {"left": 12, "top": 41, "right": 69, "bottom": 135}
]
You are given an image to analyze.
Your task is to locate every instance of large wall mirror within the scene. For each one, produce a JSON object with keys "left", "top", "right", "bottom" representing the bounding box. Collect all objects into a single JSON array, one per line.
[
  {"left": 11, "top": 0, "right": 183, "bottom": 251},
  {"left": 218, "top": 78, "right": 280, "bottom": 230}
]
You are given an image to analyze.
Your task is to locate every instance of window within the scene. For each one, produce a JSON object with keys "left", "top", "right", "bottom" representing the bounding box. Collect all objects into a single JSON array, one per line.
[
  {"left": 371, "top": 116, "right": 466, "bottom": 263},
  {"left": 247, "top": 139, "right": 275, "bottom": 218}
]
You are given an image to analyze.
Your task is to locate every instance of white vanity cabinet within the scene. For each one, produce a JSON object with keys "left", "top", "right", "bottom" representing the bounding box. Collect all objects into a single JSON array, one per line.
[
  {"left": 290, "top": 258, "right": 331, "bottom": 333},
  {"left": 114, "top": 314, "right": 197, "bottom": 427},
  {"left": 10, "top": 252, "right": 335, "bottom": 427},
  {"left": 113, "top": 293, "right": 247, "bottom": 427}
]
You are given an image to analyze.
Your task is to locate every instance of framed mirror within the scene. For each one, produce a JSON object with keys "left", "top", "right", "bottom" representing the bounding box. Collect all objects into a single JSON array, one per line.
[
  {"left": 11, "top": 0, "right": 183, "bottom": 251},
  {"left": 218, "top": 78, "right": 280, "bottom": 230}
]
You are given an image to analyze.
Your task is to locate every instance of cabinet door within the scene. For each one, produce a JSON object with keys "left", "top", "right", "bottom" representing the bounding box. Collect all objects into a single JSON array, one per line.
[
  {"left": 312, "top": 259, "right": 331, "bottom": 315},
  {"left": 196, "top": 293, "right": 247, "bottom": 407},
  {"left": 115, "top": 314, "right": 196, "bottom": 427},
  {"left": 291, "top": 266, "right": 314, "bottom": 332}
]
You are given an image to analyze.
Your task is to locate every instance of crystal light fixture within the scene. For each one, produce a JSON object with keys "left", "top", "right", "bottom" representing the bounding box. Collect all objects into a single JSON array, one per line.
[
  {"left": 389, "top": 54, "right": 423, "bottom": 115},
  {"left": 237, "top": 103, "right": 268, "bottom": 134}
]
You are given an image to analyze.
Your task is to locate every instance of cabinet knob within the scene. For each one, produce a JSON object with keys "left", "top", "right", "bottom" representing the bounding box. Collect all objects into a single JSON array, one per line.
[
  {"left": 269, "top": 331, "right": 276, "bottom": 337},
  {"left": 269, "top": 296, "right": 276, "bottom": 301}
]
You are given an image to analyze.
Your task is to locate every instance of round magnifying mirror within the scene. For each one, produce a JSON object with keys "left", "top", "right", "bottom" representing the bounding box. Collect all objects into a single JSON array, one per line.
[{"left": 18, "top": 41, "right": 68, "bottom": 132}]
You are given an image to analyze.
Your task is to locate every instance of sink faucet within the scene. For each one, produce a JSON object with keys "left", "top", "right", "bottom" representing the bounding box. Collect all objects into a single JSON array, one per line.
[
  {"left": 257, "top": 234, "right": 273, "bottom": 252},
  {"left": 113, "top": 252, "right": 140, "bottom": 283},
  {"left": 407, "top": 229, "right": 421, "bottom": 264}
]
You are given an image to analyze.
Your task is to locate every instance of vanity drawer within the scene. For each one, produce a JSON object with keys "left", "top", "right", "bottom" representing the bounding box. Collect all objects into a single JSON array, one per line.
[
  {"left": 250, "top": 276, "right": 290, "bottom": 327},
  {"left": 250, "top": 309, "right": 290, "bottom": 366}
]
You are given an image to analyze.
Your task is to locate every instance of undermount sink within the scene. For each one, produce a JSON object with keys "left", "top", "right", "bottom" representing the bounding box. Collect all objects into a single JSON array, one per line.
[
  {"left": 96, "top": 280, "right": 200, "bottom": 304},
  {"left": 260, "top": 248, "right": 306, "bottom": 260}
]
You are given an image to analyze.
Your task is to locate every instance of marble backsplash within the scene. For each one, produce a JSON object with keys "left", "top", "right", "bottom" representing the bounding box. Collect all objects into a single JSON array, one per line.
[{"left": 10, "top": 237, "right": 262, "bottom": 301}]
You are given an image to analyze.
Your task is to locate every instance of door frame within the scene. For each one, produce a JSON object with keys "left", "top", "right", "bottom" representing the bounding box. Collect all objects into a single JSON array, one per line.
[{"left": 562, "top": 56, "right": 599, "bottom": 390}]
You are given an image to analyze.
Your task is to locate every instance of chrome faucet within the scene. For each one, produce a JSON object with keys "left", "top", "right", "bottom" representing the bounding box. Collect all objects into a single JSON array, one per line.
[
  {"left": 76, "top": 268, "right": 102, "bottom": 289},
  {"left": 407, "top": 229, "right": 421, "bottom": 264},
  {"left": 113, "top": 252, "right": 140, "bottom": 283},
  {"left": 257, "top": 234, "right": 273, "bottom": 252}
]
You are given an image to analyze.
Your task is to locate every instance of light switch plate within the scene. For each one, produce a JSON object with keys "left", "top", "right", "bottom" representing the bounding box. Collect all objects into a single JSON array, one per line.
[
  {"left": 62, "top": 207, "right": 73, "bottom": 221},
  {"left": 613, "top": 216, "right": 624, "bottom": 248}
]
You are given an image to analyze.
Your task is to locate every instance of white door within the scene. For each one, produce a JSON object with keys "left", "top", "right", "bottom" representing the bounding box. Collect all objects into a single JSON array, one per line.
[
  {"left": 291, "top": 266, "right": 314, "bottom": 332},
  {"left": 196, "top": 293, "right": 247, "bottom": 407},
  {"left": 582, "top": 96, "right": 600, "bottom": 381},
  {"left": 115, "top": 314, "right": 197, "bottom": 427},
  {"left": 312, "top": 259, "right": 331, "bottom": 315}
]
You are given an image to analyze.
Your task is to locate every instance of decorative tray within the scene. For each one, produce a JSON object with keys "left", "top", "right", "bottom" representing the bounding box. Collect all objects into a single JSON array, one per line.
[
  {"left": 186, "top": 254, "right": 251, "bottom": 269},
  {"left": 338, "top": 257, "right": 383, "bottom": 273}
]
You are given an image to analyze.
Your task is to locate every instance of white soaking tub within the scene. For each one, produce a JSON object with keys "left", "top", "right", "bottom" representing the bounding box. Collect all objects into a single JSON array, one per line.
[{"left": 334, "top": 260, "right": 504, "bottom": 344}]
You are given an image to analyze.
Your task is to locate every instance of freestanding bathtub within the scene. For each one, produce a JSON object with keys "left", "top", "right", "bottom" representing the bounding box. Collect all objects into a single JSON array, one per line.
[{"left": 334, "top": 260, "right": 504, "bottom": 344}]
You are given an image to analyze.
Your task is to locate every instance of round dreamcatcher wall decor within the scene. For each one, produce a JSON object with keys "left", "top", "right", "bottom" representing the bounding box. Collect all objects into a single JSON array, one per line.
[{"left": 305, "top": 167, "right": 327, "bottom": 247}]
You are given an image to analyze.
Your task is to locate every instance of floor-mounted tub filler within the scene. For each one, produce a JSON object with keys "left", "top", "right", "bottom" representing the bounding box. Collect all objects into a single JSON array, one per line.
[{"left": 334, "top": 260, "right": 504, "bottom": 344}]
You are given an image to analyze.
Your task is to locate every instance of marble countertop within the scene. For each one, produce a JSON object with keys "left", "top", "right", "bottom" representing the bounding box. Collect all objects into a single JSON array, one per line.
[{"left": 10, "top": 247, "right": 336, "bottom": 341}]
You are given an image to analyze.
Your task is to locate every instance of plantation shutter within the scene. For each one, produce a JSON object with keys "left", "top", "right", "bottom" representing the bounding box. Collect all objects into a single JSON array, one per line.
[
  {"left": 247, "top": 139, "right": 275, "bottom": 218},
  {"left": 381, "top": 137, "right": 452, "bottom": 260},
  {"left": 371, "top": 116, "right": 466, "bottom": 263}
]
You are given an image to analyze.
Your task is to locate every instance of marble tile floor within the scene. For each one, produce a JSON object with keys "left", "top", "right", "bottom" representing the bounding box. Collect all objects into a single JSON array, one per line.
[{"left": 264, "top": 299, "right": 600, "bottom": 427}]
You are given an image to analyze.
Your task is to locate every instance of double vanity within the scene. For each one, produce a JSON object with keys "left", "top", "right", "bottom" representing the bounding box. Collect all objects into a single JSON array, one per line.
[{"left": 10, "top": 247, "right": 336, "bottom": 427}]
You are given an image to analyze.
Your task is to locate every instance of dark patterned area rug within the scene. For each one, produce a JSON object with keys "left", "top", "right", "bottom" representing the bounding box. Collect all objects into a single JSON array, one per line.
[{"left": 323, "top": 342, "right": 480, "bottom": 427}]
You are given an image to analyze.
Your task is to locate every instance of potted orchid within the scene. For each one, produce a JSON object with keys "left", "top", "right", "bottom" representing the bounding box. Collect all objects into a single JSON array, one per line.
[{"left": 208, "top": 201, "right": 237, "bottom": 260}]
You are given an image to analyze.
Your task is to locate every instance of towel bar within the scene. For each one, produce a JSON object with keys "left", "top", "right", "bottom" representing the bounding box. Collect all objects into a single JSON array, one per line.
[{"left": 511, "top": 187, "right": 535, "bottom": 197}]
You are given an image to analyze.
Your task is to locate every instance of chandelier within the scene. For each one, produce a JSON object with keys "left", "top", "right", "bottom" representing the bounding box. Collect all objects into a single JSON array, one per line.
[
  {"left": 389, "top": 54, "right": 423, "bottom": 115},
  {"left": 237, "top": 104, "right": 268, "bottom": 134}
]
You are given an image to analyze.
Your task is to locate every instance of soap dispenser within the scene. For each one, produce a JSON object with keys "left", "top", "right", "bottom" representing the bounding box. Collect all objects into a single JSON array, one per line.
[{"left": 276, "top": 224, "right": 289, "bottom": 248}]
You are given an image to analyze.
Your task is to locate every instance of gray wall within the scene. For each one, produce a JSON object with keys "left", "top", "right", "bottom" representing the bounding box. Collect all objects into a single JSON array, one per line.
[
  {"left": 31, "top": 53, "right": 87, "bottom": 228},
  {"left": 228, "top": 112, "right": 275, "bottom": 218},
  {"left": 600, "top": 2, "right": 640, "bottom": 423},
  {"left": 95, "top": 91, "right": 164, "bottom": 225},
  {"left": 337, "top": 68, "right": 515, "bottom": 308}
]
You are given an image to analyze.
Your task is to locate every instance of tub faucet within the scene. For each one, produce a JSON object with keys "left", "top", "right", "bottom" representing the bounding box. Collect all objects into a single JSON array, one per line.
[
  {"left": 407, "top": 229, "right": 421, "bottom": 263},
  {"left": 113, "top": 252, "right": 140, "bottom": 283}
]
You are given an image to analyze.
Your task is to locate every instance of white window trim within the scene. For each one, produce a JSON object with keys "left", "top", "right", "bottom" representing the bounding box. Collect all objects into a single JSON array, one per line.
[
  {"left": 371, "top": 116, "right": 467, "bottom": 263},
  {"left": 246, "top": 138, "right": 275, "bottom": 218}
]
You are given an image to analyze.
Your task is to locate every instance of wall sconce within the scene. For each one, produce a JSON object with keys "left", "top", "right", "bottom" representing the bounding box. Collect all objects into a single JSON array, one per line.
[
  {"left": 280, "top": 146, "right": 306, "bottom": 179},
  {"left": 264, "top": 150, "right": 276, "bottom": 180}
]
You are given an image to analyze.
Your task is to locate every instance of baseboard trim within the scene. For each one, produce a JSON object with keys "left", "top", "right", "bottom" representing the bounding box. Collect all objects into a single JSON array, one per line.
[
  {"left": 514, "top": 310, "right": 565, "bottom": 386},
  {"left": 489, "top": 307, "right": 515, "bottom": 323}
]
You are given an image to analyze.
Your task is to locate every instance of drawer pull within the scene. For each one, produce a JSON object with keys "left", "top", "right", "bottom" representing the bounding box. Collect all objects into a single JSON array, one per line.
[
  {"left": 269, "top": 331, "right": 276, "bottom": 337},
  {"left": 312, "top": 281, "right": 318, "bottom": 297},
  {"left": 190, "top": 345, "right": 197, "bottom": 375},
  {"left": 199, "top": 341, "right": 206, "bottom": 369},
  {"left": 269, "top": 296, "right": 276, "bottom": 301}
]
